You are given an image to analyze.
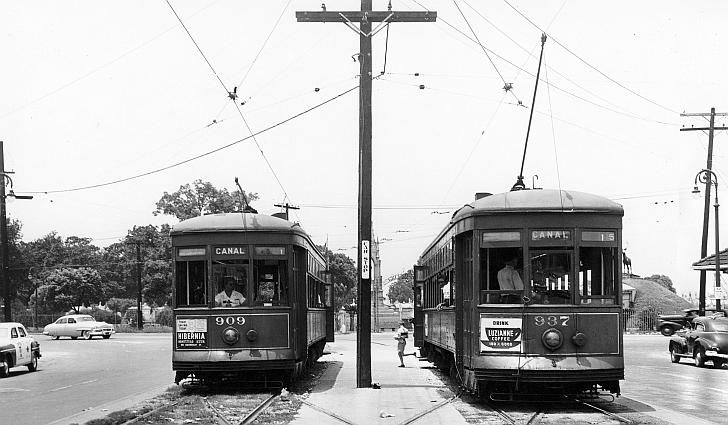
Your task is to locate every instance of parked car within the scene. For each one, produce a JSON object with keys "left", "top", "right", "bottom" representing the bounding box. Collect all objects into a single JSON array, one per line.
[
  {"left": 0, "top": 322, "right": 41, "bottom": 377},
  {"left": 668, "top": 315, "right": 728, "bottom": 368},
  {"left": 43, "top": 314, "right": 115, "bottom": 340},
  {"left": 658, "top": 308, "right": 699, "bottom": 336}
]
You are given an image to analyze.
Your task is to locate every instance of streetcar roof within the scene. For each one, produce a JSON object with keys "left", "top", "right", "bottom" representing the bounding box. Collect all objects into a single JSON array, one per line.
[
  {"left": 419, "top": 189, "right": 623, "bottom": 259},
  {"left": 452, "top": 189, "right": 623, "bottom": 219},
  {"left": 170, "top": 212, "right": 306, "bottom": 235}
]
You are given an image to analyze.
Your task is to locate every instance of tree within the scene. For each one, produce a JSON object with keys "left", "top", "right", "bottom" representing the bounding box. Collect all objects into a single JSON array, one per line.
[
  {"left": 4, "top": 218, "right": 32, "bottom": 310},
  {"left": 647, "top": 274, "right": 676, "bottom": 294},
  {"left": 40, "top": 267, "right": 104, "bottom": 313},
  {"left": 318, "top": 245, "right": 357, "bottom": 312},
  {"left": 387, "top": 269, "right": 414, "bottom": 304},
  {"left": 153, "top": 179, "right": 259, "bottom": 221}
]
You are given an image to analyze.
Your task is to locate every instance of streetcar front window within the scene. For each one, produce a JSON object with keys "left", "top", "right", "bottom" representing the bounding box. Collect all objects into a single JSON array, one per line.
[
  {"left": 529, "top": 249, "right": 572, "bottom": 305},
  {"left": 176, "top": 260, "right": 206, "bottom": 307},
  {"left": 253, "top": 259, "right": 288, "bottom": 306},
  {"left": 212, "top": 260, "right": 248, "bottom": 307},
  {"left": 579, "top": 247, "right": 617, "bottom": 304}
]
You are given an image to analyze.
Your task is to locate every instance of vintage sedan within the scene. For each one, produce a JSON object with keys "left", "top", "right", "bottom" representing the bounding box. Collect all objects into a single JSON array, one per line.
[
  {"left": 43, "top": 314, "right": 115, "bottom": 340},
  {"left": 657, "top": 308, "right": 699, "bottom": 336},
  {"left": 668, "top": 315, "right": 728, "bottom": 368},
  {"left": 0, "top": 322, "right": 41, "bottom": 377}
]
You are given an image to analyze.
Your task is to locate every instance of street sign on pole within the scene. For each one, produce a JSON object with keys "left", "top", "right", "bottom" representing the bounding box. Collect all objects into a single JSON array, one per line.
[{"left": 361, "top": 240, "right": 370, "bottom": 279}]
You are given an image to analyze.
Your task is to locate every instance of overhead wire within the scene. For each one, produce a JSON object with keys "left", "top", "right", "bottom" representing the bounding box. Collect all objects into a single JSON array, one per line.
[
  {"left": 452, "top": 0, "right": 521, "bottom": 105},
  {"left": 461, "top": 0, "right": 632, "bottom": 117},
  {"left": 409, "top": 0, "right": 676, "bottom": 126},
  {"left": 235, "top": 0, "right": 292, "bottom": 90},
  {"left": 18, "top": 85, "right": 359, "bottom": 195},
  {"left": 501, "top": 0, "right": 680, "bottom": 116},
  {"left": 165, "top": 0, "right": 293, "bottom": 206}
]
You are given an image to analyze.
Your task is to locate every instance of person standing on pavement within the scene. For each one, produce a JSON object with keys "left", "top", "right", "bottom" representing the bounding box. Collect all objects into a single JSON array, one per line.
[{"left": 395, "top": 322, "right": 409, "bottom": 367}]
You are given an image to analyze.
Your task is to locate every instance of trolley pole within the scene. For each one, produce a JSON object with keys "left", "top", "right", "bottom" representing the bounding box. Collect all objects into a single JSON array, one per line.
[
  {"left": 681, "top": 108, "right": 728, "bottom": 315},
  {"left": 297, "top": 2, "right": 436, "bottom": 388}
]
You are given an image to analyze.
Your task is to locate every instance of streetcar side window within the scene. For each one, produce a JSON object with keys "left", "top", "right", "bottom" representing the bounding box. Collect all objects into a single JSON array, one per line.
[
  {"left": 176, "top": 260, "right": 207, "bottom": 306},
  {"left": 212, "top": 260, "right": 248, "bottom": 307},
  {"left": 579, "top": 247, "right": 617, "bottom": 304},
  {"left": 253, "top": 259, "right": 288, "bottom": 306},
  {"left": 307, "top": 275, "right": 325, "bottom": 308},
  {"left": 529, "top": 249, "right": 572, "bottom": 305},
  {"left": 480, "top": 248, "right": 524, "bottom": 304}
]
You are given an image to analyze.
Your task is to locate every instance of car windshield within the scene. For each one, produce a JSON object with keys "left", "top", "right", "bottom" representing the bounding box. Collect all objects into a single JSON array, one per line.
[{"left": 77, "top": 316, "right": 96, "bottom": 322}]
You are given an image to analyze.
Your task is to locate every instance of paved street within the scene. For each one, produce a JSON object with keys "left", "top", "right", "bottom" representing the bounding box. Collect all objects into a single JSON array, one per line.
[
  {"left": 0, "top": 333, "right": 173, "bottom": 425},
  {"left": 618, "top": 334, "right": 728, "bottom": 424}
]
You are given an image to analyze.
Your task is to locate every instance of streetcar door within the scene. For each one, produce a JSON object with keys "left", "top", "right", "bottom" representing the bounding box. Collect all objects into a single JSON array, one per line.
[{"left": 413, "top": 265, "right": 425, "bottom": 347}]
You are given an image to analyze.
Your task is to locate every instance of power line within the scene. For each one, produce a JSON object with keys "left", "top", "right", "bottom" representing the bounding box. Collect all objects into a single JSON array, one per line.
[{"left": 19, "top": 85, "right": 359, "bottom": 195}]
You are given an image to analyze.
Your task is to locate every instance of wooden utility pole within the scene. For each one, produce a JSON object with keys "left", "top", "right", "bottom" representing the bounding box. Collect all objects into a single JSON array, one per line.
[
  {"left": 0, "top": 142, "right": 9, "bottom": 322},
  {"left": 681, "top": 108, "right": 728, "bottom": 315},
  {"left": 297, "top": 2, "right": 436, "bottom": 388},
  {"left": 274, "top": 203, "right": 300, "bottom": 221}
]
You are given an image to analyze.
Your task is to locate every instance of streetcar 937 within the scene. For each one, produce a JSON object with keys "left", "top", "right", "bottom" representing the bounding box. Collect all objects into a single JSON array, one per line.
[{"left": 413, "top": 189, "right": 624, "bottom": 400}]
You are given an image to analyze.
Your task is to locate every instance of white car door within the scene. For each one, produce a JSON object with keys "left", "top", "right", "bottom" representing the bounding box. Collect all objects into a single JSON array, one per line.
[
  {"left": 10, "top": 327, "right": 27, "bottom": 366},
  {"left": 16, "top": 326, "right": 31, "bottom": 366}
]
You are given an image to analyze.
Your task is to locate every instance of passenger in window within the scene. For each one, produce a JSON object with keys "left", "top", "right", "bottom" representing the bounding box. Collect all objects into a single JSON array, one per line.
[
  {"left": 498, "top": 256, "right": 524, "bottom": 290},
  {"left": 190, "top": 282, "right": 205, "bottom": 305},
  {"left": 215, "top": 278, "right": 245, "bottom": 307}
]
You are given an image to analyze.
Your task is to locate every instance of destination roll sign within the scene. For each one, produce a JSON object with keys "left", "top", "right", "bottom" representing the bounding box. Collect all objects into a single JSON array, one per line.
[{"left": 213, "top": 246, "right": 247, "bottom": 257}]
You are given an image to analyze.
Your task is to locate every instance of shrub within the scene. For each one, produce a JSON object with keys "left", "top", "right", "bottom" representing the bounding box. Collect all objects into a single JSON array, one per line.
[
  {"left": 89, "top": 307, "right": 117, "bottom": 324},
  {"left": 156, "top": 307, "right": 173, "bottom": 327}
]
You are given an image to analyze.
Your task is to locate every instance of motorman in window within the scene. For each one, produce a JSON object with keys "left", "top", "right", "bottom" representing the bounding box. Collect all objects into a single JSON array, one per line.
[{"left": 215, "top": 277, "right": 245, "bottom": 307}]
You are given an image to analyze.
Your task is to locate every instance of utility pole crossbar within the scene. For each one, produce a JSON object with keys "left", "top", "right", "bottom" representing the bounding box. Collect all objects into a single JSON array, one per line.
[{"left": 296, "top": 1, "right": 436, "bottom": 389}]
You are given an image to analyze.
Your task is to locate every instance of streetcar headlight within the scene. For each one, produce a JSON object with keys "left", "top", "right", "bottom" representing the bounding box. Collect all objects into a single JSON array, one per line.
[
  {"left": 541, "top": 328, "right": 563, "bottom": 350},
  {"left": 572, "top": 332, "right": 587, "bottom": 347},
  {"left": 222, "top": 327, "right": 240, "bottom": 345},
  {"left": 246, "top": 329, "right": 259, "bottom": 342}
]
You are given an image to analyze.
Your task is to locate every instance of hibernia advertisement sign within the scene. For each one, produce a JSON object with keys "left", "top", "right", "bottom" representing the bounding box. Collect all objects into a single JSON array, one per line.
[{"left": 480, "top": 315, "right": 522, "bottom": 352}]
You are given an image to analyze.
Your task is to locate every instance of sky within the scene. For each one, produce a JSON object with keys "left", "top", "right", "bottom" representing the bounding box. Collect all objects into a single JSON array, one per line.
[{"left": 1, "top": 1, "right": 727, "bottom": 298}]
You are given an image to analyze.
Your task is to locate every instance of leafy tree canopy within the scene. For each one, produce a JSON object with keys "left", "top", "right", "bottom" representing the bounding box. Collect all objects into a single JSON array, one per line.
[
  {"left": 317, "top": 245, "right": 357, "bottom": 311},
  {"left": 387, "top": 269, "right": 414, "bottom": 304},
  {"left": 39, "top": 267, "right": 104, "bottom": 313},
  {"left": 153, "top": 179, "right": 259, "bottom": 221}
]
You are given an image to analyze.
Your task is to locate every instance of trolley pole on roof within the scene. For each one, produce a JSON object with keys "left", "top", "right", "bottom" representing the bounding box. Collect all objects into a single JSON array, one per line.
[
  {"left": 681, "top": 108, "right": 728, "bottom": 315},
  {"left": 297, "top": 2, "right": 436, "bottom": 388}
]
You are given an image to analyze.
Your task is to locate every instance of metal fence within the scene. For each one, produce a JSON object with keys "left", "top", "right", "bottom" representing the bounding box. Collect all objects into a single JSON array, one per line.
[{"left": 622, "top": 308, "right": 660, "bottom": 332}]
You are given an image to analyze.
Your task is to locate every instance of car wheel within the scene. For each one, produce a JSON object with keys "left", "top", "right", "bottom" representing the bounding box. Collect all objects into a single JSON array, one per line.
[
  {"left": 82, "top": 330, "right": 92, "bottom": 340},
  {"left": 670, "top": 345, "right": 681, "bottom": 363},
  {"left": 714, "top": 359, "right": 725, "bottom": 369},
  {"left": 27, "top": 354, "right": 38, "bottom": 372},
  {"left": 660, "top": 326, "right": 675, "bottom": 337},
  {"left": 52, "top": 335, "right": 59, "bottom": 340},
  {"left": 0, "top": 357, "right": 9, "bottom": 378},
  {"left": 102, "top": 335, "right": 111, "bottom": 339},
  {"left": 694, "top": 346, "right": 707, "bottom": 367}
]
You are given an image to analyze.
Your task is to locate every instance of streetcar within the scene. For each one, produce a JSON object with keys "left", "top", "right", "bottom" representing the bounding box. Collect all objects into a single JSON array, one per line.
[
  {"left": 413, "top": 188, "right": 624, "bottom": 399},
  {"left": 170, "top": 211, "right": 334, "bottom": 385}
]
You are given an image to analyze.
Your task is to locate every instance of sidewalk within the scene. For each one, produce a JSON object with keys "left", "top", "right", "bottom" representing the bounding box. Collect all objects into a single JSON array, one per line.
[{"left": 291, "top": 332, "right": 468, "bottom": 425}]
